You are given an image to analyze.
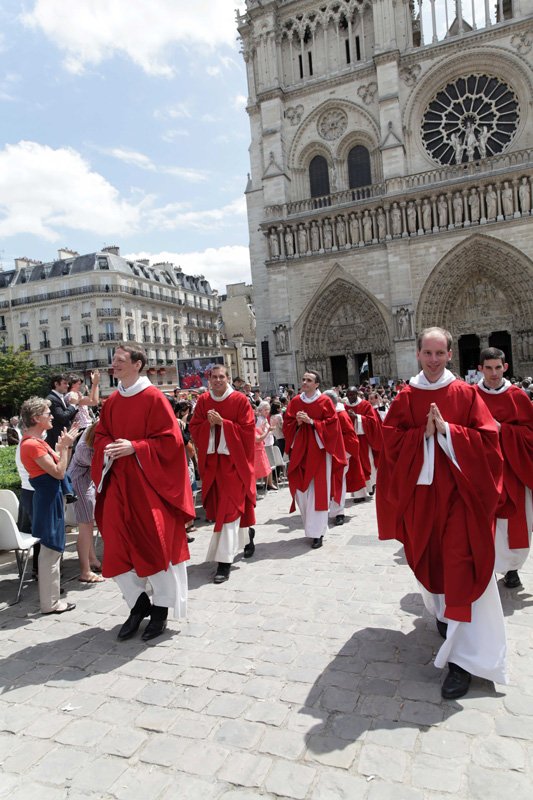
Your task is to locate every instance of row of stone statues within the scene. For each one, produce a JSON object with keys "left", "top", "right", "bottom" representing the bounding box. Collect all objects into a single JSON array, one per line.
[
  {"left": 517, "top": 331, "right": 533, "bottom": 361},
  {"left": 267, "top": 176, "right": 532, "bottom": 258}
]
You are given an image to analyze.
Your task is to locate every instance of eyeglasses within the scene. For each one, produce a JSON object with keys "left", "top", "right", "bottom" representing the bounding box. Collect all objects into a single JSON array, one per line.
[{"left": 39, "top": 412, "right": 52, "bottom": 417}]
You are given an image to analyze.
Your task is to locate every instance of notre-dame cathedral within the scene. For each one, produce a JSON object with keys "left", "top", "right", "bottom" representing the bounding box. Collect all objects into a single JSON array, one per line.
[{"left": 237, "top": 1, "right": 533, "bottom": 386}]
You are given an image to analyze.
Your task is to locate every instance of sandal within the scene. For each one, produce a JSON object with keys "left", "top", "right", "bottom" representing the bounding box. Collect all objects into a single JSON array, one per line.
[{"left": 79, "top": 572, "right": 105, "bottom": 583}]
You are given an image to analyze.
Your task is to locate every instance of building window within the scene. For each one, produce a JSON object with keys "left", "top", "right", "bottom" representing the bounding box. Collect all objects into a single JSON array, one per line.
[
  {"left": 309, "top": 155, "right": 330, "bottom": 198},
  {"left": 348, "top": 145, "right": 371, "bottom": 189}
]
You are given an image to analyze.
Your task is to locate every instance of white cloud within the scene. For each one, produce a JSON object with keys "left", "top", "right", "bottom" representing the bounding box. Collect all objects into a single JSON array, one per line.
[
  {"left": 161, "top": 129, "right": 190, "bottom": 143},
  {"left": 145, "top": 196, "right": 246, "bottom": 232},
  {"left": 154, "top": 102, "right": 193, "bottom": 121},
  {"left": 233, "top": 94, "right": 247, "bottom": 110},
  {"left": 124, "top": 245, "right": 251, "bottom": 293},
  {"left": 0, "top": 140, "right": 141, "bottom": 240},
  {"left": 21, "top": 0, "right": 247, "bottom": 76},
  {"left": 99, "top": 146, "right": 208, "bottom": 183}
]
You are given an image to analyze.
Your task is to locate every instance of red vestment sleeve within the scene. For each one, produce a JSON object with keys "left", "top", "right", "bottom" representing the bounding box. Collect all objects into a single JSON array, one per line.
[{"left": 338, "top": 409, "right": 365, "bottom": 493}]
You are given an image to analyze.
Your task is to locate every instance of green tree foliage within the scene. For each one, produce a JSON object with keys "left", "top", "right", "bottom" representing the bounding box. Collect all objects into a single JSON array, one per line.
[
  {"left": 0, "top": 348, "right": 49, "bottom": 415},
  {"left": 0, "top": 447, "right": 20, "bottom": 493}
]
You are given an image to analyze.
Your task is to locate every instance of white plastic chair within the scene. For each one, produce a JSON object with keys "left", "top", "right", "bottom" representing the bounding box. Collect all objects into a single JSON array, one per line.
[
  {"left": 0, "top": 489, "right": 19, "bottom": 523},
  {"left": 271, "top": 445, "right": 288, "bottom": 485},
  {"left": 0, "top": 508, "right": 40, "bottom": 604},
  {"left": 264, "top": 445, "right": 279, "bottom": 490}
]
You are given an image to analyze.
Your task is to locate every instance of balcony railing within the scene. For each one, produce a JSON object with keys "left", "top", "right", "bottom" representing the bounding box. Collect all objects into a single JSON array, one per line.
[
  {"left": 61, "top": 337, "right": 73, "bottom": 346},
  {"left": 22, "top": 343, "right": 31, "bottom": 351},
  {"left": 39, "top": 341, "right": 51, "bottom": 350},
  {"left": 153, "top": 336, "right": 161, "bottom": 343},
  {"left": 163, "top": 337, "right": 171, "bottom": 344},
  {"left": 97, "top": 308, "right": 120, "bottom": 317},
  {"left": 81, "top": 312, "right": 91, "bottom": 319},
  {"left": 99, "top": 332, "right": 121, "bottom": 342},
  {"left": 81, "top": 335, "right": 93, "bottom": 344},
  {"left": 39, "top": 319, "right": 48, "bottom": 325},
  {"left": 61, "top": 315, "right": 70, "bottom": 321}
]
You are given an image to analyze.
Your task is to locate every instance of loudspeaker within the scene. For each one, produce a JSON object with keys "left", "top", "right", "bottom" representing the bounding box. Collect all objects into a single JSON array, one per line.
[{"left": 261, "top": 340, "right": 271, "bottom": 372}]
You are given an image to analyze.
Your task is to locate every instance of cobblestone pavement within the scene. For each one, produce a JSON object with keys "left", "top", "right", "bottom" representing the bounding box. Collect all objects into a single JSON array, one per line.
[{"left": 1, "top": 484, "right": 532, "bottom": 800}]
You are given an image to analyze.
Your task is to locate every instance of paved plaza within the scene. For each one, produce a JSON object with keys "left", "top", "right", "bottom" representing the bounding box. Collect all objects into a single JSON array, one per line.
[{"left": 1, "top": 485, "right": 532, "bottom": 800}]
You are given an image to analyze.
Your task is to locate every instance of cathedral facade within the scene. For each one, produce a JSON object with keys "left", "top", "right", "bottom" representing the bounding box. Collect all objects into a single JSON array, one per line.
[{"left": 237, "top": 0, "right": 533, "bottom": 387}]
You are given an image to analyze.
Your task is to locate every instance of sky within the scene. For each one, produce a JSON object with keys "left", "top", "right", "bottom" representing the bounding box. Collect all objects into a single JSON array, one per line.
[{"left": 0, "top": 0, "right": 251, "bottom": 292}]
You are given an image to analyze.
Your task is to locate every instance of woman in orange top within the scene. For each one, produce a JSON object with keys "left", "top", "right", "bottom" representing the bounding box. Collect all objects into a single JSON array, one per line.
[{"left": 19, "top": 397, "right": 79, "bottom": 614}]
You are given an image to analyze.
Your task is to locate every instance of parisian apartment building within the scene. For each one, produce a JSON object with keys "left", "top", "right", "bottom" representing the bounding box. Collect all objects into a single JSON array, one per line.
[{"left": 0, "top": 246, "right": 222, "bottom": 393}]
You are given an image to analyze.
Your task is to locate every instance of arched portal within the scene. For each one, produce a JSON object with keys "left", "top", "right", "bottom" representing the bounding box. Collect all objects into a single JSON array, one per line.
[
  {"left": 416, "top": 234, "right": 533, "bottom": 377},
  {"left": 299, "top": 277, "right": 392, "bottom": 385}
]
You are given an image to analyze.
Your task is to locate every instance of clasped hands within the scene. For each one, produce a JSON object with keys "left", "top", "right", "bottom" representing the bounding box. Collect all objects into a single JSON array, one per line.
[
  {"left": 296, "top": 410, "right": 313, "bottom": 426},
  {"left": 104, "top": 438, "right": 135, "bottom": 459},
  {"left": 207, "top": 409, "right": 224, "bottom": 427},
  {"left": 425, "top": 403, "right": 446, "bottom": 438}
]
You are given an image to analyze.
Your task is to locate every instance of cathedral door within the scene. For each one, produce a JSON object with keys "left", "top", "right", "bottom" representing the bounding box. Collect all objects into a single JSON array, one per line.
[
  {"left": 458, "top": 334, "right": 480, "bottom": 377},
  {"left": 489, "top": 331, "right": 513, "bottom": 376},
  {"left": 330, "top": 355, "right": 348, "bottom": 387}
]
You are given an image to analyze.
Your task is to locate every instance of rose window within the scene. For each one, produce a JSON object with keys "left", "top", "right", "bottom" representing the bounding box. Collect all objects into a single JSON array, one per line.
[{"left": 421, "top": 75, "right": 519, "bottom": 165}]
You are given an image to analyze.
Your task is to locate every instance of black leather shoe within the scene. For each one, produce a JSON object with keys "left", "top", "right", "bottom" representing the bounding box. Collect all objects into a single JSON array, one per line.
[
  {"left": 353, "top": 497, "right": 366, "bottom": 504},
  {"left": 243, "top": 527, "right": 256, "bottom": 558},
  {"left": 142, "top": 605, "right": 168, "bottom": 642},
  {"left": 441, "top": 662, "right": 471, "bottom": 699},
  {"left": 504, "top": 570, "right": 521, "bottom": 588},
  {"left": 117, "top": 591, "right": 151, "bottom": 640},
  {"left": 311, "top": 536, "right": 323, "bottom": 549},
  {"left": 214, "top": 563, "right": 231, "bottom": 584},
  {"left": 334, "top": 515, "right": 345, "bottom": 526},
  {"left": 436, "top": 619, "right": 448, "bottom": 639},
  {"left": 65, "top": 493, "right": 78, "bottom": 504}
]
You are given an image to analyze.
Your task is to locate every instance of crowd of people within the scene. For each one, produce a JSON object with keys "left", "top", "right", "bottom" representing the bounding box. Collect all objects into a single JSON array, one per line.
[{"left": 1, "top": 328, "right": 532, "bottom": 700}]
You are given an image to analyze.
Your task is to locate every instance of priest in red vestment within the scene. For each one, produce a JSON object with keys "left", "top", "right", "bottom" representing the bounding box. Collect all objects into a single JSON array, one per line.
[
  {"left": 189, "top": 364, "right": 256, "bottom": 584},
  {"left": 283, "top": 372, "right": 346, "bottom": 549},
  {"left": 323, "top": 389, "right": 365, "bottom": 526},
  {"left": 345, "top": 386, "right": 382, "bottom": 501},
  {"left": 476, "top": 347, "right": 533, "bottom": 589},
  {"left": 92, "top": 344, "right": 194, "bottom": 642},
  {"left": 377, "top": 327, "right": 506, "bottom": 699}
]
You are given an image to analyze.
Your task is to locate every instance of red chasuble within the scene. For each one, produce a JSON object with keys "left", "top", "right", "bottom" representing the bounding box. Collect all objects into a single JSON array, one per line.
[
  {"left": 376, "top": 379, "right": 503, "bottom": 622},
  {"left": 346, "top": 399, "right": 383, "bottom": 480},
  {"left": 189, "top": 391, "right": 256, "bottom": 532},
  {"left": 338, "top": 408, "right": 366, "bottom": 493},
  {"left": 283, "top": 394, "right": 347, "bottom": 512},
  {"left": 92, "top": 386, "right": 194, "bottom": 578},
  {"left": 476, "top": 383, "right": 533, "bottom": 548}
]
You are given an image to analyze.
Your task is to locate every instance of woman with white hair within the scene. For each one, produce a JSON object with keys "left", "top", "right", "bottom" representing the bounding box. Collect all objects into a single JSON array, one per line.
[{"left": 254, "top": 401, "right": 277, "bottom": 491}]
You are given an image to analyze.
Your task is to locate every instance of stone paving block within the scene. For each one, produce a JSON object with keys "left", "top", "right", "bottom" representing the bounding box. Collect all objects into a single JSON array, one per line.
[
  {"left": 109, "top": 763, "right": 172, "bottom": 800},
  {"left": 55, "top": 717, "right": 111, "bottom": 747},
  {"left": 443, "top": 708, "right": 495, "bottom": 734},
  {"left": 244, "top": 700, "right": 289, "bottom": 727},
  {"left": 171, "top": 686, "right": 217, "bottom": 712},
  {"left": 205, "top": 694, "right": 252, "bottom": 719},
  {"left": 214, "top": 718, "right": 264, "bottom": 749},
  {"left": 0, "top": 772, "right": 21, "bottom": 799},
  {"left": 169, "top": 709, "right": 218, "bottom": 740},
  {"left": 71, "top": 754, "right": 128, "bottom": 793},
  {"left": 25, "top": 712, "right": 70, "bottom": 739},
  {"left": 419, "top": 728, "right": 472, "bottom": 758},
  {"left": 8, "top": 782, "right": 67, "bottom": 800},
  {"left": 206, "top": 671, "right": 246, "bottom": 693},
  {"left": 175, "top": 667, "right": 214, "bottom": 687},
  {"left": 411, "top": 752, "right": 464, "bottom": 792},
  {"left": 399, "top": 699, "right": 444, "bottom": 726},
  {"left": 135, "top": 681, "right": 178, "bottom": 707},
  {"left": 367, "top": 782, "right": 425, "bottom": 800},
  {"left": 218, "top": 751, "right": 273, "bottom": 788},
  {"left": 178, "top": 740, "right": 230, "bottom": 776},
  {"left": 259, "top": 728, "right": 306, "bottom": 760},
  {"left": 311, "top": 769, "right": 370, "bottom": 799},
  {"left": 471, "top": 733, "right": 526, "bottom": 770},
  {"left": 364, "top": 721, "right": 419, "bottom": 751},
  {"left": 0, "top": 702, "right": 39, "bottom": 733},
  {"left": 139, "top": 733, "right": 189, "bottom": 766},
  {"left": 160, "top": 773, "right": 224, "bottom": 800},
  {"left": 264, "top": 760, "right": 317, "bottom": 800},
  {"left": 305, "top": 734, "right": 360, "bottom": 769},
  {"left": 280, "top": 682, "right": 322, "bottom": 707},
  {"left": 358, "top": 743, "right": 408, "bottom": 782},
  {"left": 468, "top": 764, "right": 532, "bottom": 798},
  {"left": 97, "top": 726, "right": 147, "bottom": 758},
  {"left": 106, "top": 675, "right": 149, "bottom": 700},
  {"left": 135, "top": 705, "right": 181, "bottom": 733},
  {"left": 27, "top": 745, "right": 92, "bottom": 784},
  {"left": 242, "top": 677, "right": 282, "bottom": 700}
]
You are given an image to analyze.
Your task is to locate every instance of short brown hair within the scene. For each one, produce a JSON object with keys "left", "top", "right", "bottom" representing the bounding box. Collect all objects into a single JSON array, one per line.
[
  {"left": 479, "top": 347, "right": 506, "bottom": 365},
  {"left": 417, "top": 327, "right": 452, "bottom": 351},
  {"left": 116, "top": 343, "right": 147, "bottom": 371},
  {"left": 304, "top": 370, "right": 321, "bottom": 386}
]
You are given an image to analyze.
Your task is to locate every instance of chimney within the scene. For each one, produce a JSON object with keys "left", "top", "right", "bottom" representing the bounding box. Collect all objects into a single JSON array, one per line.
[
  {"left": 58, "top": 248, "right": 79, "bottom": 260},
  {"left": 102, "top": 245, "right": 120, "bottom": 256},
  {"left": 137, "top": 259, "right": 150, "bottom": 266},
  {"left": 15, "top": 257, "right": 40, "bottom": 270}
]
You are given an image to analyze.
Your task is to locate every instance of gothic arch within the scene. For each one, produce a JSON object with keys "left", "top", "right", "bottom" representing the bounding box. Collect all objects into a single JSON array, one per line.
[
  {"left": 297, "top": 272, "right": 394, "bottom": 381},
  {"left": 416, "top": 233, "right": 533, "bottom": 372}
]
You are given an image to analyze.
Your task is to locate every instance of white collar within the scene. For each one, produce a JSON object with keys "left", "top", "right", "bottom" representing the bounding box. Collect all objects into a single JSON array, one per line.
[
  {"left": 477, "top": 378, "right": 512, "bottom": 394},
  {"left": 209, "top": 385, "right": 234, "bottom": 402},
  {"left": 300, "top": 389, "right": 321, "bottom": 404},
  {"left": 51, "top": 389, "right": 65, "bottom": 398},
  {"left": 409, "top": 368, "right": 456, "bottom": 390},
  {"left": 117, "top": 376, "right": 152, "bottom": 397},
  {"left": 335, "top": 402, "right": 345, "bottom": 411},
  {"left": 345, "top": 397, "right": 361, "bottom": 407}
]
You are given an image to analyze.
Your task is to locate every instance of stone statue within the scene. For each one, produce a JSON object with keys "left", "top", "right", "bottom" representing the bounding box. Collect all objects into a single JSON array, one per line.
[
  {"left": 336, "top": 217, "right": 346, "bottom": 247},
  {"left": 437, "top": 195, "right": 448, "bottom": 228},
  {"left": 362, "top": 210, "right": 372, "bottom": 242},
  {"left": 297, "top": 224, "right": 308, "bottom": 254},
  {"left": 465, "top": 124, "right": 477, "bottom": 161},
  {"left": 453, "top": 192, "right": 463, "bottom": 225},
  {"left": 478, "top": 126, "right": 489, "bottom": 159},
  {"left": 407, "top": 201, "right": 417, "bottom": 234},
  {"left": 310, "top": 221, "right": 320, "bottom": 252},
  {"left": 284, "top": 227, "right": 294, "bottom": 256},
  {"left": 485, "top": 184, "right": 497, "bottom": 219},
  {"left": 391, "top": 202, "right": 402, "bottom": 236},
  {"left": 275, "top": 325, "right": 288, "bottom": 353},
  {"left": 323, "top": 219, "right": 333, "bottom": 249},
  {"left": 377, "top": 208, "right": 386, "bottom": 240},
  {"left": 349, "top": 213, "right": 359, "bottom": 245},
  {"left": 397, "top": 308, "right": 410, "bottom": 339},
  {"left": 501, "top": 181, "right": 513, "bottom": 216},
  {"left": 269, "top": 229, "right": 279, "bottom": 258},
  {"left": 519, "top": 177, "right": 531, "bottom": 213},
  {"left": 468, "top": 188, "right": 480, "bottom": 223},
  {"left": 450, "top": 132, "right": 463, "bottom": 164},
  {"left": 422, "top": 198, "right": 432, "bottom": 231}
]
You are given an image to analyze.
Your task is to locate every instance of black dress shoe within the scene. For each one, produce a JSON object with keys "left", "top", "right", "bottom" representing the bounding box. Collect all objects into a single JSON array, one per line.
[
  {"left": 187, "top": 535, "right": 195, "bottom": 543},
  {"left": 504, "top": 570, "right": 522, "bottom": 588},
  {"left": 142, "top": 605, "right": 168, "bottom": 642},
  {"left": 441, "top": 662, "right": 471, "bottom": 699},
  {"left": 214, "top": 562, "right": 231, "bottom": 584},
  {"left": 117, "top": 591, "right": 151, "bottom": 641},
  {"left": 65, "top": 493, "right": 79, "bottom": 504},
  {"left": 436, "top": 619, "right": 448, "bottom": 639},
  {"left": 243, "top": 527, "right": 256, "bottom": 558},
  {"left": 311, "top": 536, "right": 323, "bottom": 549},
  {"left": 352, "top": 497, "right": 366, "bottom": 504},
  {"left": 334, "top": 514, "right": 345, "bottom": 526}
]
